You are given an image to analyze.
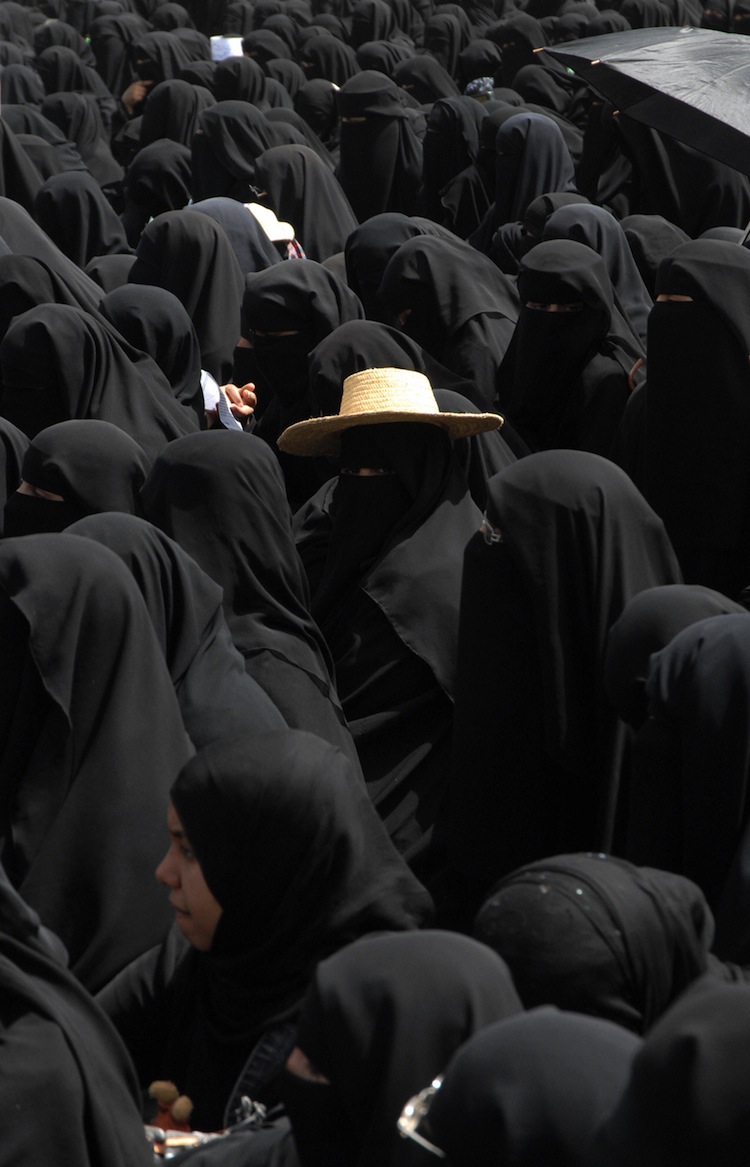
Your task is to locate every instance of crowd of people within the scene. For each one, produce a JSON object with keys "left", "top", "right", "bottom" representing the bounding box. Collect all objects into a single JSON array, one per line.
[{"left": 1, "top": 0, "right": 750, "bottom": 1161}]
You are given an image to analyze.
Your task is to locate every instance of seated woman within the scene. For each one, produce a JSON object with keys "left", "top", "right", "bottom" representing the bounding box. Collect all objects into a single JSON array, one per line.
[
  {"left": 436, "top": 450, "right": 681, "bottom": 919},
  {"left": 141, "top": 430, "right": 359, "bottom": 767},
  {"left": 3, "top": 419, "right": 149, "bottom": 536},
  {"left": 0, "top": 534, "right": 193, "bottom": 992},
  {"left": 279, "top": 367, "right": 503, "bottom": 861},
  {"left": 0, "top": 861, "right": 154, "bottom": 1167},
  {"left": 98, "top": 731, "right": 432, "bottom": 1133},
  {"left": 496, "top": 240, "right": 643, "bottom": 458},
  {"left": 474, "top": 853, "right": 745, "bottom": 1037},
  {"left": 281, "top": 930, "right": 523, "bottom": 1167},
  {"left": 410, "top": 1008, "right": 639, "bottom": 1167},
  {"left": 68, "top": 512, "right": 286, "bottom": 752}
]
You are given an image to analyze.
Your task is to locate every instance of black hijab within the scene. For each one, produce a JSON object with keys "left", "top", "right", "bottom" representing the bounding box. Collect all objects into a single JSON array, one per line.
[
  {"left": 0, "top": 304, "right": 198, "bottom": 462},
  {"left": 138, "top": 730, "right": 432, "bottom": 1130},
  {"left": 41, "top": 92, "right": 123, "bottom": 189},
  {"left": 190, "top": 100, "right": 281, "bottom": 203},
  {"left": 187, "top": 196, "right": 281, "bottom": 275},
  {"left": 3, "top": 419, "right": 148, "bottom": 537},
  {"left": 285, "top": 930, "right": 522, "bottom": 1167},
  {"left": 0, "top": 864, "right": 154, "bottom": 1167},
  {"left": 591, "top": 981, "right": 750, "bottom": 1167},
  {"left": 620, "top": 213, "right": 689, "bottom": 298},
  {"left": 68, "top": 512, "right": 287, "bottom": 750},
  {"left": 141, "top": 430, "right": 359, "bottom": 764},
  {"left": 0, "top": 416, "right": 26, "bottom": 532},
  {"left": 344, "top": 211, "right": 456, "bottom": 321},
  {"left": 543, "top": 202, "right": 652, "bottom": 346},
  {"left": 128, "top": 209, "right": 245, "bottom": 383},
  {"left": 475, "top": 853, "right": 726, "bottom": 1036},
  {"left": 497, "top": 238, "right": 640, "bottom": 457},
  {"left": 627, "top": 614, "right": 750, "bottom": 961},
  {"left": 0, "top": 534, "right": 193, "bottom": 991},
  {"left": 470, "top": 110, "right": 577, "bottom": 252},
  {"left": 635, "top": 240, "right": 750, "bottom": 598},
  {"left": 0, "top": 252, "right": 99, "bottom": 343},
  {"left": 254, "top": 143, "right": 357, "bottom": 262},
  {"left": 440, "top": 451, "right": 682, "bottom": 894},
  {"left": 99, "top": 284, "right": 205, "bottom": 425},
  {"left": 336, "top": 70, "right": 424, "bottom": 222},
  {"left": 427, "top": 1008, "right": 639, "bottom": 1167},
  {"left": 139, "top": 76, "right": 215, "bottom": 147},
  {"left": 34, "top": 171, "right": 133, "bottom": 269},
  {"left": 120, "top": 139, "right": 193, "bottom": 245},
  {"left": 604, "top": 584, "right": 748, "bottom": 731},
  {"left": 0, "top": 195, "right": 105, "bottom": 313},
  {"left": 378, "top": 232, "right": 519, "bottom": 409}
]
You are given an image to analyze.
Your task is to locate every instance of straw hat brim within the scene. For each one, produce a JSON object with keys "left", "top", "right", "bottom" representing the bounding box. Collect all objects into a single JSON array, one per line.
[{"left": 278, "top": 408, "right": 504, "bottom": 458}]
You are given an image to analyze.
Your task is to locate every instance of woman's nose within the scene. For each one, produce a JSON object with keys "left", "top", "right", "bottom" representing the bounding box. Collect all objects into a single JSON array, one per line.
[{"left": 155, "top": 849, "right": 179, "bottom": 888}]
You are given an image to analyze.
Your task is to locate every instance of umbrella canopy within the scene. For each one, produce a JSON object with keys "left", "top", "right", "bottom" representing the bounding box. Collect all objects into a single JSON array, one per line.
[{"left": 542, "top": 27, "right": 750, "bottom": 175}]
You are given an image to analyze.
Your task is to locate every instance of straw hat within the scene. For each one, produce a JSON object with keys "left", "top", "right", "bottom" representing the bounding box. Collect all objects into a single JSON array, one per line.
[{"left": 278, "top": 367, "right": 504, "bottom": 458}]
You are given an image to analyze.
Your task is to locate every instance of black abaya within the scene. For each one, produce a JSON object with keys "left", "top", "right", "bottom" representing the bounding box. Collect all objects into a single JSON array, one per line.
[
  {"left": 140, "top": 430, "right": 360, "bottom": 768},
  {"left": 68, "top": 512, "right": 287, "bottom": 750},
  {"left": 0, "top": 534, "right": 193, "bottom": 991},
  {"left": 99, "top": 731, "right": 432, "bottom": 1131},
  {"left": 439, "top": 450, "right": 682, "bottom": 901}
]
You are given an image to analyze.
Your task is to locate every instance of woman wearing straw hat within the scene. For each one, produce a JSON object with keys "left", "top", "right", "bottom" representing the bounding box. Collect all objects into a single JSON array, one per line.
[{"left": 279, "top": 367, "right": 503, "bottom": 869}]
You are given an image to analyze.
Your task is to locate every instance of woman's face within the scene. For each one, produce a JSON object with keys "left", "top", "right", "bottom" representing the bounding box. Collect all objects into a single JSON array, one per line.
[{"left": 155, "top": 802, "right": 223, "bottom": 951}]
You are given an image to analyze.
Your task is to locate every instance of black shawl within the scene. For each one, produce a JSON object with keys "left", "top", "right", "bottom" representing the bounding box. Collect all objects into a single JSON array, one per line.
[
  {"left": 286, "top": 931, "right": 522, "bottom": 1167},
  {"left": 0, "top": 864, "right": 153, "bottom": 1167},
  {"left": 100, "top": 731, "right": 431, "bottom": 1131},
  {"left": 0, "top": 303, "right": 198, "bottom": 462},
  {"left": 68, "top": 512, "right": 287, "bottom": 750},
  {"left": 0, "top": 534, "right": 193, "bottom": 991},
  {"left": 141, "top": 430, "right": 359, "bottom": 766},
  {"left": 440, "top": 450, "right": 682, "bottom": 894},
  {"left": 128, "top": 209, "right": 245, "bottom": 384}
]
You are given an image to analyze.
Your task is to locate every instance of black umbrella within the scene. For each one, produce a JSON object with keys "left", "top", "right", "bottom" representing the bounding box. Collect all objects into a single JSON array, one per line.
[{"left": 541, "top": 27, "right": 750, "bottom": 176}]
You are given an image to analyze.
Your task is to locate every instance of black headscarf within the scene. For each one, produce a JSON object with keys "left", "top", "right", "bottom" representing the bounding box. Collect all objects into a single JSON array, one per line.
[
  {"left": 0, "top": 252, "right": 98, "bottom": 344},
  {"left": 128, "top": 209, "right": 245, "bottom": 383},
  {"left": 0, "top": 534, "right": 193, "bottom": 991},
  {"left": 470, "top": 110, "right": 576, "bottom": 252},
  {"left": 139, "top": 76, "right": 215, "bottom": 147},
  {"left": 604, "top": 584, "right": 748, "bottom": 731},
  {"left": 3, "top": 419, "right": 148, "bottom": 537},
  {"left": 543, "top": 202, "right": 652, "bottom": 346},
  {"left": 33, "top": 171, "right": 133, "bottom": 269},
  {"left": 336, "top": 70, "right": 424, "bottom": 222},
  {"left": 628, "top": 614, "right": 750, "bottom": 962},
  {"left": 620, "top": 213, "right": 689, "bottom": 298},
  {"left": 254, "top": 143, "right": 357, "bottom": 262},
  {"left": 99, "top": 284, "right": 205, "bottom": 426},
  {"left": 120, "top": 139, "right": 193, "bottom": 245},
  {"left": 634, "top": 240, "right": 750, "bottom": 598},
  {"left": 40, "top": 91, "right": 123, "bottom": 188},
  {"left": 285, "top": 930, "right": 522, "bottom": 1167},
  {"left": 497, "top": 238, "right": 640, "bottom": 456},
  {"left": 0, "top": 304, "right": 198, "bottom": 462},
  {"left": 0, "top": 416, "right": 26, "bottom": 533},
  {"left": 301, "top": 34, "right": 359, "bottom": 84},
  {"left": 475, "top": 853, "right": 725, "bottom": 1036},
  {"left": 418, "top": 96, "right": 485, "bottom": 229},
  {"left": 378, "top": 233, "right": 519, "bottom": 409},
  {"left": 108, "top": 730, "right": 431, "bottom": 1131},
  {"left": 344, "top": 211, "right": 456, "bottom": 320},
  {"left": 190, "top": 100, "right": 281, "bottom": 202},
  {"left": 0, "top": 863, "right": 154, "bottom": 1167},
  {"left": 591, "top": 981, "right": 750, "bottom": 1167},
  {"left": 393, "top": 54, "right": 460, "bottom": 102},
  {"left": 0, "top": 196, "right": 105, "bottom": 313},
  {"left": 294, "top": 414, "right": 484, "bottom": 852},
  {"left": 440, "top": 450, "right": 682, "bottom": 894},
  {"left": 141, "top": 430, "right": 359, "bottom": 765},
  {"left": 187, "top": 196, "right": 281, "bottom": 275},
  {"left": 427, "top": 1008, "right": 639, "bottom": 1167},
  {"left": 68, "top": 512, "right": 287, "bottom": 750}
]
